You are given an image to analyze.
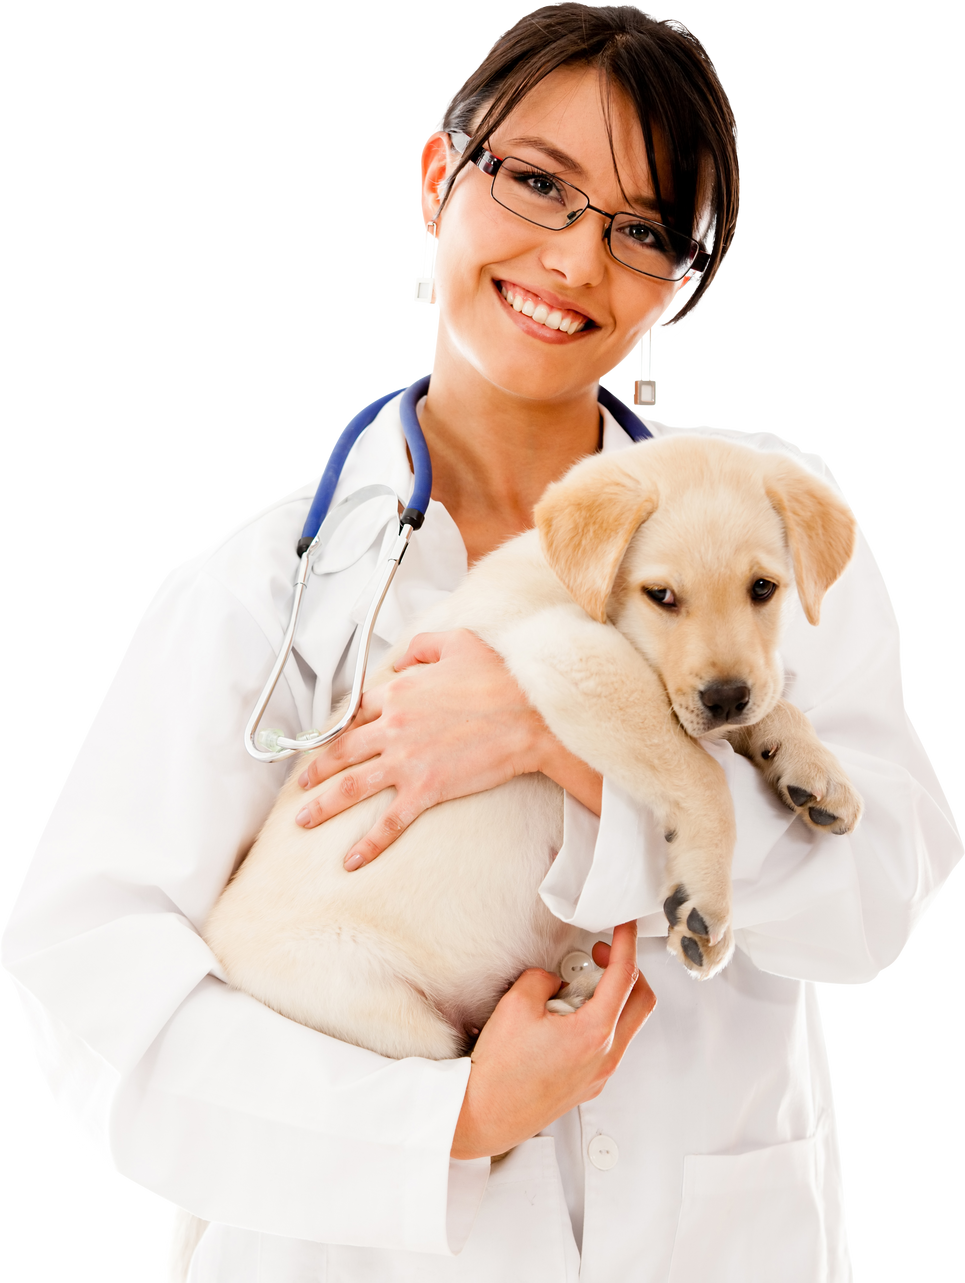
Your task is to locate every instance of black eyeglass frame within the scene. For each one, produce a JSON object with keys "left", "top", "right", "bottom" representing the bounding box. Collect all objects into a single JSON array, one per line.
[{"left": 448, "top": 132, "right": 709, "bottom": 283}]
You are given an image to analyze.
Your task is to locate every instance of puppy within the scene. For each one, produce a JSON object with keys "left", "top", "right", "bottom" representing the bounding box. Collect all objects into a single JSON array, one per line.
[{"left": 204, "top": 435, "right": 862, "bottom": 1061}]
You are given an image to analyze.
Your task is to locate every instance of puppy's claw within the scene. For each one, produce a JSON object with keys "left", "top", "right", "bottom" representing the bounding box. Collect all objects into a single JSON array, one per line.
[
  {"left": 686, "top": 907, "right": 708, "bottom": 936},
  {"left": 808, "top": 806, "right": 837, "bottom": 826},
  {"left": 681, "top": 936, "right": 704, "bottom": 967},
  {"left": 786, "top": 785, "right": 815, "bottom": 808},
  {"left": 664, "top": 885, "right": 688, "bottom": 927}
]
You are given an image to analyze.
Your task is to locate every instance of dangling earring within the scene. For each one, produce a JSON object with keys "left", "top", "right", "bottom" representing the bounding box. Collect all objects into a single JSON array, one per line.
[
  {"left": 415, "top": 221, "right": 438, "bottom": 303},
  {"left": 634, "top": 328, "right": 656, "bottom": 405}
]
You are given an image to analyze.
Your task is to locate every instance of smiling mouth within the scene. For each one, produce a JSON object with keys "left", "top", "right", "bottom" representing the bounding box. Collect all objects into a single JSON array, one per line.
[{"left": 495, "top": 281, "right": 596, "bottom": 336}]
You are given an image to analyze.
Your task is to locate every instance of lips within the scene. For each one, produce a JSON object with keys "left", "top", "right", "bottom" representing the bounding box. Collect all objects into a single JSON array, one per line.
[{"left": 495, "top": 280, "right": 597, "bottom": 337}]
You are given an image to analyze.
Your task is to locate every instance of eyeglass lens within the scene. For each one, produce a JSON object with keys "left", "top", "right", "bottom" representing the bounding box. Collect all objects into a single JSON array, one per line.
[{"left": 490, "top": 157, "right": 697, "bottom": 282}]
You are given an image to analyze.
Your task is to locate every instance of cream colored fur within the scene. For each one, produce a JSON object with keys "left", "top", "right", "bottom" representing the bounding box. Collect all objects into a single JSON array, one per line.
[{"left": 204, "top": 435, "right": 862, "bottom": 1065}]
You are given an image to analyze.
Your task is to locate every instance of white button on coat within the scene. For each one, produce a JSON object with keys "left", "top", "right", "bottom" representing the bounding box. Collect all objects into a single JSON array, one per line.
[{"left": 588, "top": 1134, "right": 619, "bottom": 1171}]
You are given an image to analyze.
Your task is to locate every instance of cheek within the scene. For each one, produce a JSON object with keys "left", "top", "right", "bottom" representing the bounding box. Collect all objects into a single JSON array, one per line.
[
  {"left": 434, "top": 192, "right": 527, "bottom": 303},
  {"left": 609, "top": 279, "right": 679, "bottom": 351}
]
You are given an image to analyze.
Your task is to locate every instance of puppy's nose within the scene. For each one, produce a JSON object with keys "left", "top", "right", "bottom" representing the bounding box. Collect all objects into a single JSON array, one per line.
[{"left": 700, "top": 681, "right": 750, "bottom": 723}]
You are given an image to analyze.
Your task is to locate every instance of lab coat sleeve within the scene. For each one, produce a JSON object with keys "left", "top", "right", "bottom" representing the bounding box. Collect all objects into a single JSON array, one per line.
[
  {"left": 2, "top": 557, "right": 489, "bottom": 1252},
  {"left": 543, "top": 528, "right": 962, "bottom": 983}
]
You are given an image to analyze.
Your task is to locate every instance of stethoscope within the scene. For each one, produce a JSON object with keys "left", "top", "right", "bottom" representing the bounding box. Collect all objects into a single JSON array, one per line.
[{"left": 245, "top": 374, "right": 651, "bottom": 763}]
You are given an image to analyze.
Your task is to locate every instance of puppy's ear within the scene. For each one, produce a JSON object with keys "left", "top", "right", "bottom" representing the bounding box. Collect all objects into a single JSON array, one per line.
[
  {"left": 764, "top": 460, "right": 856, "bottom": 625},
  {"left": 535, "top": 456, "right": 656, "bottom": 622}
]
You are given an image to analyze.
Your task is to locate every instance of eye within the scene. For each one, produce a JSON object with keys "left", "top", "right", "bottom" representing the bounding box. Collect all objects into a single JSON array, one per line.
[
  {"left": 644, "top": 586, "right": 677, "bottom": 608},
  {"left": 750, "top": 578, "right": 777, "bottom": 602},
  {"left": 510, "top": 165, "right": 566, "bottom": 204},
  {"left": 612, "top": 216, "right": 675, "bottom": 253},
  {"left": 616, "top": 219, "right": 660, "bottom": 248}
]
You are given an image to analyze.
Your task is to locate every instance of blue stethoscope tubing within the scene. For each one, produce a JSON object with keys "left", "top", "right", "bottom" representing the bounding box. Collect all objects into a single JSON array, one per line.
[{"left": 245, "top": 376, "right": 651, "bottom": 762}]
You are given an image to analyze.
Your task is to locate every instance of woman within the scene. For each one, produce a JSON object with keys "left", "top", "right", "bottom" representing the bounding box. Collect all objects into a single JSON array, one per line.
[{"left": 3, "top": 6, "right": 959, "bottom": 1281}]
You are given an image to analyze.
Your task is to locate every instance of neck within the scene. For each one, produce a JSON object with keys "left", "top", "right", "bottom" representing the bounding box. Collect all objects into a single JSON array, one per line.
[{"left": 421, "top": 328, "right": 602, "bottom": 563}]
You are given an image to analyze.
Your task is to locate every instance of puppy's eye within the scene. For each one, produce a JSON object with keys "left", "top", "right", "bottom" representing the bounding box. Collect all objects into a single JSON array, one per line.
[
  {"left": 644, "top": 586, "right": 676, "bottom": 608},
  {"left": 750, "top": 579, "right": 777, "bottom": 602}
]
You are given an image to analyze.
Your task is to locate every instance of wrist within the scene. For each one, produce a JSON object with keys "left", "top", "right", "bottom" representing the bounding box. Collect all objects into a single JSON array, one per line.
[{"left": 536, "top": 735, "right": 603, "bottom": 816}]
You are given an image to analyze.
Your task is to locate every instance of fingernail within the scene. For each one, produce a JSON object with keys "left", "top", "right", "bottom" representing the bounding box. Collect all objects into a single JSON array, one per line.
[
  {"left": 344, "top": 852, "right": 364, "bottom": 871},
  {"left": 297, "top": 771, "right": 310, "bottom": 788},
  {"left": 295, "top": 807, "right": 312, "bottom": 827}
]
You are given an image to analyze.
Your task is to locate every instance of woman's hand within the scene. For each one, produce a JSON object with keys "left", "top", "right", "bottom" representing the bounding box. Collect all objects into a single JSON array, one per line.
[
  {"left": 295, "top": 629, "right": 602, "bottom": 869},
  {"left": 451, "top": 921, "right": 655, "bottom": 1159}
]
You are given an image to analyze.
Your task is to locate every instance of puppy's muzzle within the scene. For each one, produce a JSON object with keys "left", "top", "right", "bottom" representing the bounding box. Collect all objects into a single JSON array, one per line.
[{"left": 699, "top": 680, "right": 750, "bottom": 725}]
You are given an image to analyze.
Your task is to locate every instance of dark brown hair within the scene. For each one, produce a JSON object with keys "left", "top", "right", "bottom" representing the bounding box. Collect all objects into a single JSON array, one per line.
[{"left": 440, "top": 4, "right": 738, "bottom": 322}]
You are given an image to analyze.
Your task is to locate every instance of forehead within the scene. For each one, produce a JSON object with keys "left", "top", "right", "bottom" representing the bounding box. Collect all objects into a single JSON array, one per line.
[
  {"left": 489, "top": 64, "right": 660, "bottom": 207},
  {"left": 630, "top": 485, "right": 790, "bottom": 575}
]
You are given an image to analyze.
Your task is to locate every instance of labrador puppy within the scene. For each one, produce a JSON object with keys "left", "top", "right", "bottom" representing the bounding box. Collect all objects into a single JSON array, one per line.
[{"left": 204, "top": 435, "right": 862, "bottom": 1061}]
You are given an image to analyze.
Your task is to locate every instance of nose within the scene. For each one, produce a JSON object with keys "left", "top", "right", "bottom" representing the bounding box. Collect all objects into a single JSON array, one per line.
[
  {"left": 538, "top": 210, "right": 608, "bottom": 288},
  {"left": 700, "top": 681, "right": 751, "bottom": 724}
]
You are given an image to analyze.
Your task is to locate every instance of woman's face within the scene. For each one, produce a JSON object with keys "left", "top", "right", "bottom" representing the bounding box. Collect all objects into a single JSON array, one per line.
[{"left": 422, "top": 64, "right": 694, "bottom": 403}]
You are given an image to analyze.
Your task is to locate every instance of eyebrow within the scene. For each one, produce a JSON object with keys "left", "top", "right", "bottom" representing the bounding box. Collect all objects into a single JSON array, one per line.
[{"left": 503, "top": 134, "right": 662, "bottom": 215}]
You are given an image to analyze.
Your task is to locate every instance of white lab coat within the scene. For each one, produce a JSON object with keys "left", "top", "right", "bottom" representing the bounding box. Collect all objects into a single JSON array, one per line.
[{"left": 3, "top": 396, "right": 960, "bottom": 1283}]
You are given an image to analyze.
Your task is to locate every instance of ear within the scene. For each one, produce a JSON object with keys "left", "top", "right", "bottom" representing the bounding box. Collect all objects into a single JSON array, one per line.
[
  {"left": 421, "top": 133, "right": 450, "bottom": 223},
  {"left": 764, "top": 460, "right": 856, "bottom": 625},
  {"left": 534, "top": 456, "right": 657, "bottom": 622}
]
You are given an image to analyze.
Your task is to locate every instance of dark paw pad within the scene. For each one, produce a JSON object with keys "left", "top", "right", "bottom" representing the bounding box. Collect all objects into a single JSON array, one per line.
[
  {"left": 663, "top": 885, "right": 689, "bottom": 927},
  {"left": 808, "top": 806, "right": 837, "bottom": 826},
  {"left": 686, "top": 907, "right": 708, "bottom": 936},
  {"left": 681, "top": 936, "right": 704, "bottom": 967},
  {"left": 786, "top": 785, "right": 815, "bottom": 807}
]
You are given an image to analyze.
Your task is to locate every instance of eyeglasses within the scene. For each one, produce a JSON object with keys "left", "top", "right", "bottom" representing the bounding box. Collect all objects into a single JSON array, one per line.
[{"left": 449, "top": 132, "right": 709, "bottom": 283}]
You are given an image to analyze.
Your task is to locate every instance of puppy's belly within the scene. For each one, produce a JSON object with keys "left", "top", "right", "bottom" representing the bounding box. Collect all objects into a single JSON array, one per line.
[{"left": 205, "top": 771, "right": 576, "bottom": 1055}]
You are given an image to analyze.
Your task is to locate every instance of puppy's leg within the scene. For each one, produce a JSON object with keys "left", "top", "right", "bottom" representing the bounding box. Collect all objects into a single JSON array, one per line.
[
  {"left": 498, "top": 607, "right": 736, "bottom": 979},
  {"left": 547, "top": 946, "right": 605, "bottom": 1014},
  {"left": 726, "top": 700, "right": 863, "bottom": 836}
]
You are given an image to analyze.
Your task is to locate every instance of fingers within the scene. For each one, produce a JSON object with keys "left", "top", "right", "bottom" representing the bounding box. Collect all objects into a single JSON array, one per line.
[
  {"left": 394, "top": 631, "right": 448, "bottom": 672},
  {"left": 295, "top": 754, "right": 393, "bottom": 829},
  {"left": 579, "top": 923, "right": 655, "bottom": 1076},
  {"left": 586, "top": 921, "right": 639, "bottom": 1015},
  {"left": 342, "top": 798, "right": 423, "bottom": 870},
  {"left": 503, "top": 967, "right": 564, "bottom": 1009},
  {"left": 297, "top": 695, "right": 386, "bottom": 793},
  {"left": 610, "top": 970, "right": 656, "bottom": 1054}
]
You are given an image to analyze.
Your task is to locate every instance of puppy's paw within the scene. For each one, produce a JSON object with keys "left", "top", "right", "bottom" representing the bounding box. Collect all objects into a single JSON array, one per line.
[
  {"left": 546, "top": 995, "right": 584, "bottom": 1014},
  {"left": 546, "top": 950, "right": 604, "bottom": 1014},
  {"left": 663, "top": 884, "right": 734, "bottom": 979},
  {"left": 766, "top": 742, "right": 863, "bottom": 836}
]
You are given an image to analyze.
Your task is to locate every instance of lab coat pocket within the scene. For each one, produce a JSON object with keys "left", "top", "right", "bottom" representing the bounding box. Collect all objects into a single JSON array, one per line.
[
  {"left": 668, "top": 1134, "right": 827, "bottom": 1283},
  {"left": 459, "top": 1137, "right": 580, "bottom": 1282},
  {"left": 326, "top": 1136, "right": 579, "bottom": 1282}
]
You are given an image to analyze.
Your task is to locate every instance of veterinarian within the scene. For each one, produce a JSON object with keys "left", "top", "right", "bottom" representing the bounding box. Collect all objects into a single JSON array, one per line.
[{"left": 4, "top": 6, "right": 960, "bottom": 1281}]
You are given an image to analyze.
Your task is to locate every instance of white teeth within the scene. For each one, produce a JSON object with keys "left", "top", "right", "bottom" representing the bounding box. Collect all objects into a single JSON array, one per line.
[{"left": 500, "top": 285, "right": 586, "bottom": 334}]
